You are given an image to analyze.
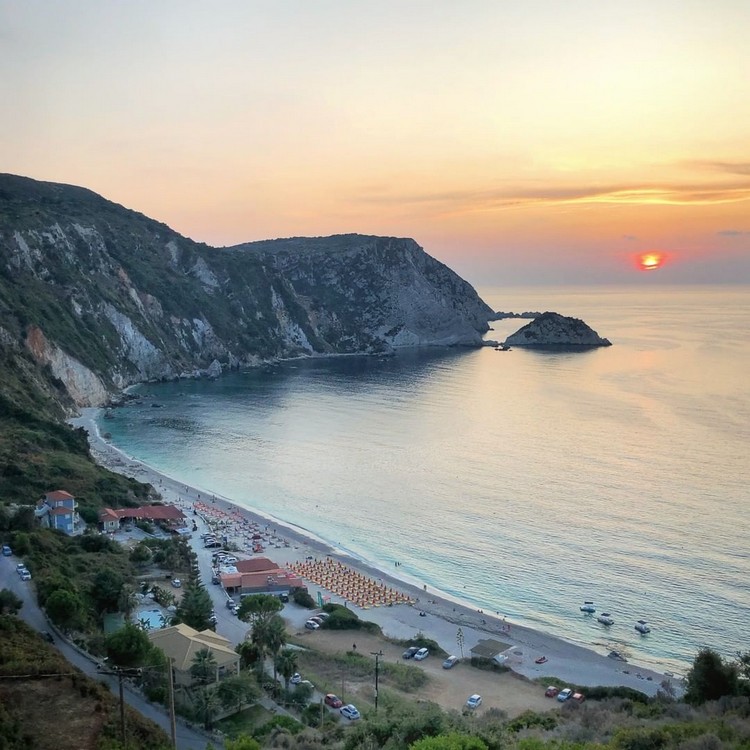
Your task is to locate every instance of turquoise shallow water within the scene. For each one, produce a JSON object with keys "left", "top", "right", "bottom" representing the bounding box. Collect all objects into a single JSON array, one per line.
[{"left": 99, "top": 285, "right": 750, "bottom": 674}]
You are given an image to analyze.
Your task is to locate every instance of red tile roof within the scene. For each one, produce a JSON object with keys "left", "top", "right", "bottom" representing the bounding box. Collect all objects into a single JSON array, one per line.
[
  {"left": 235, "top": 557, "right": 278, "bottom": 573},
  {"left": 46, "top": 490, "right": 74, "bottom": 501},
  {"left": 111, "top": 505, "right": 185, "bottom": 522}
]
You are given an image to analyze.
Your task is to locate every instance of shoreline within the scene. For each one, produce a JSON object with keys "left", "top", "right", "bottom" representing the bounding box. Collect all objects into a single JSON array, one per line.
[{"left": 71, "top": 407, "right": 678, "bottom": 698}]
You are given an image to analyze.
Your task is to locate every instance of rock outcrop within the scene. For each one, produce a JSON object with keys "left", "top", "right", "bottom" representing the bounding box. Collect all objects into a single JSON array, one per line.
[
  {"left": 0, "top": 174, "right": 493, "bottom": 407},
  {"left": 503, "top": 312, "right": 612, "bottom": 348}
]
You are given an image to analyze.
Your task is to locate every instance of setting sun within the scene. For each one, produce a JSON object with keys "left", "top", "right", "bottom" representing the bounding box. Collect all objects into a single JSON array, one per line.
[{"left": 639, "top": 252, "right": 664, "bottom": 271}]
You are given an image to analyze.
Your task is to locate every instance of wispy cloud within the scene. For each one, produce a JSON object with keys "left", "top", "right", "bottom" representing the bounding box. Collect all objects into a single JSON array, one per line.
[
  {"left": 683, "top": 160, "right": 750, "bottom": 176},
  {"left": 353, "top": 182, "right": 750, "bottom": 216},
  {"left": 622, "top": 235, "right": 638, "bottom": 241},
  {"left": 718, "top": 229, "right": 750, "bottom": 237}
]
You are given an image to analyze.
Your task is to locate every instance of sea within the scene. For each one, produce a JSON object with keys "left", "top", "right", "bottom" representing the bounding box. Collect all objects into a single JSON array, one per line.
[{"left": 98, "top": 285, "right": 750, "bottom": 675}]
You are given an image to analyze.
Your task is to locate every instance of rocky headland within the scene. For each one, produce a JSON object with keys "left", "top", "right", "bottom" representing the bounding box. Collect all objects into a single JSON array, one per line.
[{"left": 503, "top": 311, "right": 612, "bottom": 348}]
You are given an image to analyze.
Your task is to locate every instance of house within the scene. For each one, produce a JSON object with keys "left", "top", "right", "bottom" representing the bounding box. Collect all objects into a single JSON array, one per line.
[
  {"left": 469, "top": 638, "right": 514, "bottom": 664},
  {"left": 148, "top": 623, "right": 240, "bottom": 686},
  {"left": 99, "top": 508, "right": 120, "bottom": 533},
  {"left": 36, "top": 490, "right": 80, "bottom": 535}
]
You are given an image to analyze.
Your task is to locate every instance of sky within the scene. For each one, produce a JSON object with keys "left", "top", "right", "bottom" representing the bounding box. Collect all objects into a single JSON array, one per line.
[{"left": 1, "top": 0, "right": 749, "bottom": 285}]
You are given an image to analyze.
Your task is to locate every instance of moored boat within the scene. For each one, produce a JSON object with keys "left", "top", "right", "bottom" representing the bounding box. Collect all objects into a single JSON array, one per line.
[
  {"left": 580, "top": 601, "right": 596, "bottom": 613},
  {"left": 635, "top": 619, "right": 651, "bottom": 634},
  {"left": 597, "top": 612, "right": 614, "bottom": 626}
]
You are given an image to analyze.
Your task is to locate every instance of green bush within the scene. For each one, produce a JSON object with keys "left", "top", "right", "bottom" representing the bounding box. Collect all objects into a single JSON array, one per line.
[
  {"left": 292, "top": 589, "right": 316, "bottom": 609},
  {"left": 469, "top": 656, "right": 509, "bottom": 673}
]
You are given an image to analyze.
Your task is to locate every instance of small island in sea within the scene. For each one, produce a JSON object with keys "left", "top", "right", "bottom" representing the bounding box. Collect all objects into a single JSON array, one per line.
[{"left": 504, "top": 311, "right": 612, "bottom": 348}]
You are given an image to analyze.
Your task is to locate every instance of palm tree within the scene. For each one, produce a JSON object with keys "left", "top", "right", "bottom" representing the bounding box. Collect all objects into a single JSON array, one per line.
[
  {"left": 275, "top": 648, "right": 298, "bottom": 691},
  {"left": 264, "top": 616, "right": 287, "bottom": 692},
  {"left": 190, "top": 647, "right": 218, "bottom": 686},
  {"left": 193, "top": 686, "right": 221, "bottom": 729}
]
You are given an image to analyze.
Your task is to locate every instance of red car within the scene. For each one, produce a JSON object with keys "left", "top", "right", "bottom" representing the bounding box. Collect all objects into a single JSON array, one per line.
[
  {"left": 544, "top": 686, "right": 560, "bottom": 698},
  {"left": 325, "top": 693, "right": 343, "bottom": 709}
]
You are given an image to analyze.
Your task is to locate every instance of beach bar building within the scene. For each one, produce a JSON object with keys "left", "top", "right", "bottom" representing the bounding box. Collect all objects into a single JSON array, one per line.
[
  {"left": 98, "top": 504, "right": 186, "bottom": 533},
  {"left": 219, "top": 556, "right": 306, "bottom": 597}
]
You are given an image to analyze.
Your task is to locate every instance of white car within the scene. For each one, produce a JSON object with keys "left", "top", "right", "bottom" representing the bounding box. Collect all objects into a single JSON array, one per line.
[
  {"left": 20, "top": 570, "right": 32, "bottom": 581},
  {"left": 305, "top": 619, "right": 320, "bottom": 630},
  {"left": 340, "top": 704, "right": 361, "bottom": 721},
  {"left": 413, "top": 648, "right": 429, "bottom": 660},
  {"left": 466, "top": 694, "right": 482, "bottom": 710},
  {"left": 290, "top": 672, "right": 302, "bottom": 684},
  {"left": 171, "top": 579, "right": 182, "bottom": 588}
]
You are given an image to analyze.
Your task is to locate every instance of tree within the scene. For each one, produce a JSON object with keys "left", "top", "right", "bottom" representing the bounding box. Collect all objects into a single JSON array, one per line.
[
  {"left": 130, "top": 543, "right": 152, "bottom": 566},
  {"left": 190, "top": 648, "right": 218, "bottom": 686},
  {"left": 456, "top": 628, "right": 465, "bottom": 660},
  {"left": 236, "top": 640, "right": 263, "bottom": 671},
  {"left": 237, "top": 594, "right": 282, "bottom": 626},
  {"left": 117, "top": 586, "right": 138, "bottom": 619},
  {"left": 684, "top": 647, "right": 739, "bottom": 704},
  {"left": 106, "top": 622, "right": 153, "bottom": 667},
  {"left": 410, "top": 735, "right": 488, "bottom": 750},
  {"left": 193, "top": 685, "right": 221, "bottom": 729},
  {"left": 217, "top": 673, "right": 260, "bottom": 715},
  {"left": 175, "top": 579, "right": 213, "bottom": 630},
  {"left": 251, "top": 614, "right": 287, "bottom": 685},
  {"left": 0, "top": 588, "right": 23, "bottom": 615},
  {"left": 225, "top": 737, "right": 261, "bottom": 750},
  {"left": 10, "top": 531, "right": 31, "bottom": 555},
  {"left": 91, "top": 569, "right": 125, "bottom": 614},
  {"left": 275, "top": 648, "right": 299, "bottom": 690},
  {"left": 45, "top": 589, "right": 83, "bottom": 630}
]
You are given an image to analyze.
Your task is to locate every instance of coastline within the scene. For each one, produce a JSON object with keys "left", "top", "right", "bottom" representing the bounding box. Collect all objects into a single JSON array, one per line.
[{"left": 71, "top": 407, "right": 677, "bottom": 698}]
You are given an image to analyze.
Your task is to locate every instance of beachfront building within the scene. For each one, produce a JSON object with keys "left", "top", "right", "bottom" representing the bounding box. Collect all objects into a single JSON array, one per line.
[
  {"left": 470, "top": 638, "right": 514, "bottom": 665},
  {"left": 35, "top": 490, "right": 80, "bottom": 534},
  {"left": 148, "top": 623, "right": 240, "bottom": 687},
  {"left": 98, "top": 504, "right": 187, "bottom": 534},
  {"left": 219, "top": 556, "right": 306, "bottom": 597}
]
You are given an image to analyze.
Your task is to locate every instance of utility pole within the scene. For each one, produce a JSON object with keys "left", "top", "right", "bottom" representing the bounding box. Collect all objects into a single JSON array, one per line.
[
  {"left": 104, "top": 667, "right": 142, "bottom": 746},
  {"left": 167, "top": 658, "right": 177, "bottom": 749},
  {"left": 371, "top": 651, "right": 383, "bottom": 713}
]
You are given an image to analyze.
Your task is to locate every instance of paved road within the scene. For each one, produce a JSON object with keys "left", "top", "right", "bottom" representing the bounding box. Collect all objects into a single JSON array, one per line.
[{"left": 0, "top": 554, "right": 216, "bottom": 750}]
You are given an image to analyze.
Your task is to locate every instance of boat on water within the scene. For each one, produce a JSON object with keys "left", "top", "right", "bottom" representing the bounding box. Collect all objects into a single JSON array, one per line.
[
  {"left": 580, "top": 601, "right": 596, "bottom": 613},
  {"left": 495, "top": 343, "right": 512, "bottom": 351},
  {"left": 635, "top": 619, "right": 651, "bottom": 634},
  {"left": 597, "top": 612, "right": 614, "bottom": 626}
]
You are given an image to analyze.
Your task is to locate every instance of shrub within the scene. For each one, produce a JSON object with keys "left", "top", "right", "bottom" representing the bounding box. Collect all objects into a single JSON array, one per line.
[{"left": 292, "top": 589, "right": 316, "bottom": 609}]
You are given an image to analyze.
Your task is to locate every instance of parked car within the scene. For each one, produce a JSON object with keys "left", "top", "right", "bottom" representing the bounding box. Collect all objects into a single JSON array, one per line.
[
  {"left": 20, "top": 570, "right": 32, "bottom": 581},
  {"left": 402, "top": 646, "right": 420, "bottom": 659},
  {"left": 278, "top": 593, "right": 289, "bottom": 603},
  {"left": 557, "top": 688, "right": 573, "bottom": 702},
  {"left": 225, "top": 599, "right": 236, "bottom": 610},
  {"left": 17, "top": 566, "right": 29, "bottom": 577},
  {"left": 308, "top": 616, "right": 324, "bottom": 625},
  {"left": 290, "top": 673, "right": 302, "bottom": 684},
  {"left": 1, "top": 545, "right": 12, "bottom": 556},
  {"left": 304, "top": 619, "right": 320, "bottom": 630},
  {"left": 170, "top": 579, "right": 182, "bottom": 588},
  {"left": 340, "top": 704, "right": 361, "bottom": 721},
  {"left": 315, "top": 611, "right": 329, "bottom": 620},
  {"left": 325, "top": 693, "right": 343, "bottom": 708},
  {"left": 544, "top": 685, "right": 560, "bottom": 698},
  {"left": 466, "top": 694, "right": 482, "bottom": 710},
  {"left": 442, "top": 655, "right": 459, "bottom": 669},
  {"left": 204, "top": 540, "right": 221, "bottom": 548},
  {"left": 211, "top": 574, "right": 221, "bottom": 585},
  {"left": 572, "top": 692, "right": 585, "bottom": 703},
  {"left": 414, "top": 648, "right": 429, "bottom": 661}
]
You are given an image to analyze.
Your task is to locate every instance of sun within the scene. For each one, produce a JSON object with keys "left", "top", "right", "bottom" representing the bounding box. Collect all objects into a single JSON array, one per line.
[{"left": 638, "top": 252, "right": 664, "bottom": 271}]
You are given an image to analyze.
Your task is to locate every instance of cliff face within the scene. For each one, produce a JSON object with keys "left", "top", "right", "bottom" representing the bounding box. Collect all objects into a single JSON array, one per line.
[
  {"left": 0, "top": 174, "right": 492, "bottom": 407},
  {"left": 503, "top": 312, "right": 612, "bottom": 348}
]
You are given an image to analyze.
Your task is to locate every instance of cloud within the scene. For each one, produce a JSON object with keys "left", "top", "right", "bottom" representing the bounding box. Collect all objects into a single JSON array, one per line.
[
  {"left": 718, "top": 229, "right": 750, "bottom": 237},
  {"left": 622, "top": 235, "right": 638, "bottom": 241},
  {"left": 684, "top": 160, "right": 750, "bottom": 176},
  {"left": 352, "top": 182, "right": 750, "bottom": 216}
]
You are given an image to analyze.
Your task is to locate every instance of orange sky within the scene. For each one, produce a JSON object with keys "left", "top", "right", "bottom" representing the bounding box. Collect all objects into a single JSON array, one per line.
[{"left": 1, "top": 1, "right": 749, "bottom": 284}]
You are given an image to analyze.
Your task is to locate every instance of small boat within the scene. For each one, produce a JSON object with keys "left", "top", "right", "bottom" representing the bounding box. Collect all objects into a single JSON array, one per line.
[
  {"left": 495, "top": 343, "right": 512, "bottom": 351},
  {"left": 608, "top": 650, "right": 628, "bottom": 662},
  {"left": 535, "top": 655, "right": 548, "bottom": 664},
  {"left": 580, "top": 601, "right": 596, "bottom": 613},
  {"left": 635, "top": 619, "right": 651, "bottom": 634},
  {"left": 597, "top": 612, "right": 614, "bottom": 626}
]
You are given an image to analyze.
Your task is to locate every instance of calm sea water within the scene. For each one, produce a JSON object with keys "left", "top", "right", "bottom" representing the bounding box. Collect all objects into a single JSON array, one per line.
[{"left": 99, "top": 285, "right": 750, "bottom": 674}]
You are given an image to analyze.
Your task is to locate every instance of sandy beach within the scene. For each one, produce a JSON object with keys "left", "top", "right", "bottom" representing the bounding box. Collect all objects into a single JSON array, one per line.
[{"left": 71, "top": 407, "right": 677, "bottom": 702}]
